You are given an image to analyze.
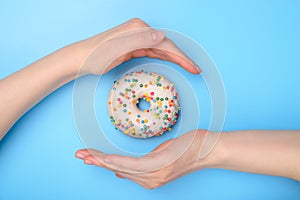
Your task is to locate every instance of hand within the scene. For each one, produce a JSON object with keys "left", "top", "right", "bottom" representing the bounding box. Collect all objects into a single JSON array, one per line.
[
  {"left": 75, "top": 130, "right": 219, "bottom": 189},
  {"left": 72, "top": 18, "right": 201, "bottom": 75},
  {"left": 0, "top": 18, "right": 201, "bottom": 139}
]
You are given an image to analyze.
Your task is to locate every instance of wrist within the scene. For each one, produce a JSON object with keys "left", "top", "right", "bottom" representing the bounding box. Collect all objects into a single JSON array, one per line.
[
  {"left": 195, "top": 130, "right": 229, "bottom": 170},
  {"left": 65, "top": 32, "right": 107, "bottom": 77},
  {"left": 58, "top": 43, "right": 91, "bottom": 78}
]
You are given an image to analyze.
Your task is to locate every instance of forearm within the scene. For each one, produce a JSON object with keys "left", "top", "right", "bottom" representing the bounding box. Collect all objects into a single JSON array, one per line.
[
  {"left": 0, "top": 18, "right": 199, "bottom": 141},
  {"left": 0, "top": 25, "right": 115, "bottom": 140},
  {"left": 0, "top": 46, "right": 72, "bottom": 139},
  {"left": 0, "top": 43, "right": 88, "bottom": 139},
  {"left": 209, "top": 130, "right": 300, "bottom": 181}
]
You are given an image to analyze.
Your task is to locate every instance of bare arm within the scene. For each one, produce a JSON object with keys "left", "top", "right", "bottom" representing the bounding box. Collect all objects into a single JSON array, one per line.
[
  {"left": 216, "top": 130, "right": 300, "bottom": 181},
  {"left": 0, "top": 18, "right": 200, "bottom": 140},
  {"left": 0, "top": 45, "right": 81, "bottom": 139},
  {"left": 76, "top": 130, "right": 300, "bottom": 189}
]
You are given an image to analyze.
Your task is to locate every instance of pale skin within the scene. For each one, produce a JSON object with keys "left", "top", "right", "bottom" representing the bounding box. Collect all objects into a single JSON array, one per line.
[{"left": 0, "top": 18, "right": 299, "bottom": 190}]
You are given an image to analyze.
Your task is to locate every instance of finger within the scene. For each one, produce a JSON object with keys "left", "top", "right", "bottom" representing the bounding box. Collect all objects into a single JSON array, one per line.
[
  {"left": 93, "top": 28, "right": 165, "bottom": 74},
  {"left": 101, "top": 154, "right": 142, "bottom": 172},
  {"left": 115, "top": 172, "right": 154, "bottom": 190},
  {"left": 131, "top": 49, "right": 148, "bottom": 58},
  {"left": 83, "top": 154, "right": 125, "bottom": 173},
  {"left": 105, "top": 49, "right": 148, "bottom": 70},
  {"left": 75, "top": 148, "right": 105, "bottom": 159},
  {"left": 108, "top": 28, "right": 165, "bottom": 52},
  {"left": 103, "top": 29, "right": 164, "bottom": 70},
  {"left": 115, "top": 170, "right": 146, "bottom": 180},
  {"left": 115, "top": 173, "right": 125, "bottom": 178},
  {"left": 110, "top": 39, "right": 201, "bottom": 74},
  {"left": 94, "top": 18, "right": 150, "bottom": 42},
  {"left": 82, "top": 153, "right": 141, "bottom": 174},
  {"left": 83, "top": 154, "right": 107, "bottom": 167},
  {"left": 106, "top": 40, "right": 201, "bottom": 75},
  {"left": 102, "top": 153, "right": 167, "bottom": 173},
  {"left": 76, "top": 149, "right": 146, "bottom": 173},
  {"left": 115, "top": 171, "right": 134, "bottom": 179},
  {"left": 149, "top": 39, "right": 201, "bottom": 74},
  {"left": 83, "top": 155, "right": 150, "bottom": 188}
]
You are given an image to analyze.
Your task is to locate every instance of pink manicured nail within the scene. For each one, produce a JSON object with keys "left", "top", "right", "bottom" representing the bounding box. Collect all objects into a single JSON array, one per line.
[
  {"left": 116, "top": 173, "right": 125, "bottom": 179},
  {"left": 84, "top": 159, "right": 93, "bottom": 165},
  {"left": 195, "top": 66, "right": 201, "bottom": 73}
]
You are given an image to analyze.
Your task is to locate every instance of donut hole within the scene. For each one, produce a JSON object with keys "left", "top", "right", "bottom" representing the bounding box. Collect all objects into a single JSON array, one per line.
[{"left": 136, "top": 98, "right": 150, "bottom": 111}]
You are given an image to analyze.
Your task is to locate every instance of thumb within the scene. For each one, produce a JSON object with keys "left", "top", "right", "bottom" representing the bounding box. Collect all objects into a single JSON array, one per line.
[
  {"left": 123, "top": 29, "right": 165, "bottom": 48},
  {"left": 150, "top": 31, "right": 165, "bottom": 43},
  {"left": 81, "top": 28, "right": 165, "bottom": 75},
  {"left": 109, "top": 29, "right": 165, "bottom": 55}
]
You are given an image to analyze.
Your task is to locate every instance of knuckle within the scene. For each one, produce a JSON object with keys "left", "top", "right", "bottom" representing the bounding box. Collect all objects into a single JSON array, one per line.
[
  {"left": 145, "top": 186, "right": 154, "bottom": 190},
  {"left": 159, "top": 176, "right": 168, "bottom": 185},
  {"left": 129, "top": 18, "right": 147, "bottom": 26},
  {"left": 146, "top": 176, "right": 164, "bottom": 189},
  {"left": 150, "top": 182, "right": 161, "bottom": 189},
  {"left": 154, "top": 171, "right": 169, "bottom": 185},
  {"left": 140, "top": 182, "right": 154, "bottom": 190}
]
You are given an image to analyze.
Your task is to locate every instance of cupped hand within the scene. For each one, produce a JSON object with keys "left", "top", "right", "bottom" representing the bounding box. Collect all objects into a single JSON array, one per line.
[
  {"left": 75, "top": 18, "right": 201, "bottom": 75},
  {"left": 75, "top": 130, "right": 219, "bottom": 189}
]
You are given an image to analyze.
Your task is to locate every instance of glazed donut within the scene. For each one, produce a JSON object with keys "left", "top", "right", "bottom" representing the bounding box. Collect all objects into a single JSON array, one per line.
[{"left": 107, "top": 71, "right": 180, "bottom": 138}]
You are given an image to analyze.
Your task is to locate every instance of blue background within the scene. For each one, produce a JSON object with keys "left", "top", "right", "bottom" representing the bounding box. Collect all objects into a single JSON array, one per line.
[{"left": 1, "top": 0, "right": 300, "bottom": 199}]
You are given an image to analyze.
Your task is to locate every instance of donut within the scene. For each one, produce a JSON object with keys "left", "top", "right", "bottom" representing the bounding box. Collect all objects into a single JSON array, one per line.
[{"left": 107, "top": 71, "right": 180, "bottom": 138}]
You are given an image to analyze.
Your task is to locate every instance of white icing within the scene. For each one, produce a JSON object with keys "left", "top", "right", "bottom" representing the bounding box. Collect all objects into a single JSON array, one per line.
[{"left": 107, "top": 71, "right": 180, "bottom": 138}]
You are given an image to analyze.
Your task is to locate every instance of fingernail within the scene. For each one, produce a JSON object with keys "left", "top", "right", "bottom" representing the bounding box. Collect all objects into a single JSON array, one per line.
[
  {"left": 116, "top": 173, "right": 125, "bottom": 179},
  {"left": 84, "top": 159, "right": 93, "bottom": 165},
  {"left": 76, "top": 153, "right": 84, "bottom": 159},
  {"left": 152, "top": 31, "right": 165, "bottom": 42},
  {"left": 195, "top": 65, "right": 201, "bottom": 73}
]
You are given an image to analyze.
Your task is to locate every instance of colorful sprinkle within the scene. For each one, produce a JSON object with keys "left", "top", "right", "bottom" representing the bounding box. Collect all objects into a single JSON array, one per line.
[{"left": 107, "top": 71, "right": 180, "bottom": 138}]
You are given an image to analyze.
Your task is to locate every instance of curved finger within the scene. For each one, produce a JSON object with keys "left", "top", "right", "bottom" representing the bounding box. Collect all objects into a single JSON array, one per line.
[
  {"left": 86, "top": 28, "right": 165, "bottom": 74},
  {"left": 101, "top": 152, "right": 170, "bottom": 173},
  {"left": 93, "top": 18, "right": 150, "bottom": 42},
  {"left": 75, "top": 148, "right": 105, "bottom": 159},
  {"left": 106, "top": 49, "right": 148, "bottom": 70},
  {"left": 150, "top": 38, "right": 201, "bottom": 74},
  {"left": 115, "top": 172, "right": 154, "bottom": 190},
  {"left": 102, "top": 154, "right": 143, "bottom": 172},
  {"left": 115, "top": 173, "right": 125, "bottom": 178},
  {"left": 76, "top": 149, "right": 147, "bottom": 172}
]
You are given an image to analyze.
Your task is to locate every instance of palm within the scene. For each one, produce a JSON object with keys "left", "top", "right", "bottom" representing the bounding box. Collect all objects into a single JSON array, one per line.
[{"left": 76, "top": 130, "right": 207, "bottom": 189}]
